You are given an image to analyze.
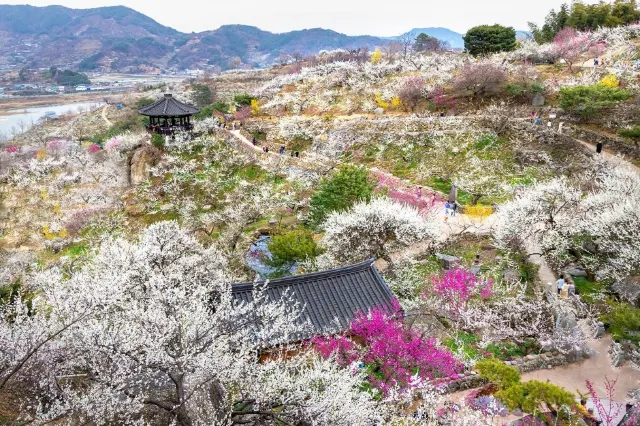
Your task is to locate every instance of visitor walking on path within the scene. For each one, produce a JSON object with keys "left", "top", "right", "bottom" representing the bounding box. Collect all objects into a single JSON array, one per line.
[
  {"left": 279, "top": 145, "right": 285, "bottom": 155},
  {"left": 444, "top": 201, "right": 451, "bottom": 222},
  {"left": 417, "top": 186, "right": 422, "bottom": 199},
  {"left": 556, "top": 275, "right": 566, "bottom": 295},
  {"left": 451, "top": 201, "right": 458, "bottom": 217},
  {"left": 594, "top": 57, "right": 599, "bottom": 67}
]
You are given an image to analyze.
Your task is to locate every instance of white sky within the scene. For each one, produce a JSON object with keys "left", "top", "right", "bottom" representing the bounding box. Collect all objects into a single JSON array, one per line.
[{"left": 3, "top": 0, "right": 596, "bottom": 35}]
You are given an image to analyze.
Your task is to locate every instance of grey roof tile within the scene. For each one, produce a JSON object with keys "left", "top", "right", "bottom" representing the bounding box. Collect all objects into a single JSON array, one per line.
[
  {"left": 138, "top": 93, "right": 200, "bottom": 117},
  {"left": 231, "top": 259, "right": 396, "bottom": 343}
]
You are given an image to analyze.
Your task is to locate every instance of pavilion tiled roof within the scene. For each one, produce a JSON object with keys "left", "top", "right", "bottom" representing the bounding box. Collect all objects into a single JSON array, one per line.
[
  {"left": 138, "top": 93, "right": 200, "bottom": 117},
  {"left": 231, "top": 259, "right": 396, "bottom": 341}
]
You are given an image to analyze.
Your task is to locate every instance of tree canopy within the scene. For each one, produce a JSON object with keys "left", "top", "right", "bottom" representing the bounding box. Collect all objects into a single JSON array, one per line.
[
  {"left": 463, "top": 25, "right": 516, "bottom": 56},
  {"left": 529, "top": 0, "right": 640, "bottom": 43}
]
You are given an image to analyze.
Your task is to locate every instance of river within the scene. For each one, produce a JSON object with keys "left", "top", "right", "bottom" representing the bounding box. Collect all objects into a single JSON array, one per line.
[{"left": 0, "top": 101, "right": 102, "bottom": 140}]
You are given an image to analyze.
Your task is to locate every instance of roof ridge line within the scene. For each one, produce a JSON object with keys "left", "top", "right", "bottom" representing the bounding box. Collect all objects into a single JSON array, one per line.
[{"left": 232, "top": 259, "right": 376, "bottom": 289}]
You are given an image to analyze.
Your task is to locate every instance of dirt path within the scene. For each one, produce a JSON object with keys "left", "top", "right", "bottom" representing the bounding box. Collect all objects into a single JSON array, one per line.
[
  {"left": 575, "top": 137, "right": 640, "bottom": 173},
  {"left": 101, "top": 104, "right": 112, "bottom": 127},
  {"left": 522, "top": 335, "right": 639, "bottom": 401}
]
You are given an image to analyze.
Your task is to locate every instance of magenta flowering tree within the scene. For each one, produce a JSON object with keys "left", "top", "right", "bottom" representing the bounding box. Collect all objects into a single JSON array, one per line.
[
  {"left": 313, "top": 300, "right": 463, "bottom": 396},
  {"left": 5, "top": 145, "right": 19, "bottom": 154},
  {"left": 427, "top": 267, "right": 493, "bottom": 319},
  {"left": 428, "top": 87, "right": 456, "bottom": 109},
  {"left": 87, "top": 143, "right": 102, "bottom": 153},
  {"left": 586, "top": 377, "right": 621, "bottom": 426}
]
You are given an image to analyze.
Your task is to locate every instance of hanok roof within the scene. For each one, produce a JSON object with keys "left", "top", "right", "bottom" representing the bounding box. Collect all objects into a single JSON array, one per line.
[
  {"left": 232, "top": 259, "right": 396, "bottom": 341},
  {"left": 138, "top": 93, "right": 200, "bottom": 117}
]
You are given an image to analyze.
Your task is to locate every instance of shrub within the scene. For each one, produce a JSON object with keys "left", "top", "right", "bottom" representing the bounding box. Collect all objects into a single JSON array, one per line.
[
  {"left": 618, "top": 126, "right": 640, "bottom": 141},
  {"left": 463, "top": 25, "right": 516, "bottom": 56},
  {"left": 213, "top": 101, "right": 230, "bottom": 113},
  {"left": 190, "top": 84, "right": 212, "bottom": 108},
  {"left": 599, "top": 74, "right": 620, "bottom": 88},
  {"left": 602, "top": 303, "right": 640, "bottom": 345},
  {"left": 151, "top": 134, "right": 165, "bottom": 149},
  {"left": 398, "top": 76, "right": 426, "bottom": 112},
  {"left": 267, "top": 229, "right": 322, "bottom": 268},
  {"left": 475, "top": 359, "right": 521, "bottom": 390},
  {"left": 371, "top": 48, "right": 382, "bottom": 64},
  {"left": 452, "top": 61, "right": 507, "bottom": 98},
  {"left": 135, "top": 98, "right": 155, "bottom": 109},
  {"left": 497, "top": 380, "right": 575, "bottom": 415},
  {"left": 309, "top": 165, "right": 375, "bottom": 227},
  {"left": 234, "top": 93, "right": 255, "bottom": 107},
  {"left": 559, "top": 85, "right": 631, "bottom": 118}
]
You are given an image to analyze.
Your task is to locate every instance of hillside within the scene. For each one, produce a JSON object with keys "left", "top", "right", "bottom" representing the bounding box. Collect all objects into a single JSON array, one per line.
[
  {"left": 1, "top": 16, "right": 640, "bottom": 425},
  {"left": 0, "top": 4, "right": 466, "bottom": 72},
  {"left": 0, "top": 5, "right": 392, "bottom": 72}
]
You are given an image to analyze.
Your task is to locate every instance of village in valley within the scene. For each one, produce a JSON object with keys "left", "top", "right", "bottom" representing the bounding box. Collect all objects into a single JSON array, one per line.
[{"left": 1, "top": 0, "right": 640, "bottom": 425}]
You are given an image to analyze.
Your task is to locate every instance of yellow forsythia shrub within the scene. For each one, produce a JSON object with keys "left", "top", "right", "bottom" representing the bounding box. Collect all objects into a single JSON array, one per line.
[
  {"left": 36, "top": 148, "right": 46, "bottom": 160},
  {"left": 599, "top": 74, "right": 619, "bottom": 88},
  {"left": 391, "top": 96, "right": 402, "bottom": 108},
  {"left": 251, "top": 99, "right": 260, "bottom": 115},
  {"left": 371, "top": 48, "right": 382, "bottom": 64},
  {"left": 375, "top": 93, "right": 390, "bottom": 108},
  {"left": 465, "top": 205, "right": 493, "bottom": 219}
]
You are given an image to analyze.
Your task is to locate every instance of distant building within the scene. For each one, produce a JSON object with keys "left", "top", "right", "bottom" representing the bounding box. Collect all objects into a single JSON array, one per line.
[{"left": 138, "top": 93, "right": 200, "bottom": 135}]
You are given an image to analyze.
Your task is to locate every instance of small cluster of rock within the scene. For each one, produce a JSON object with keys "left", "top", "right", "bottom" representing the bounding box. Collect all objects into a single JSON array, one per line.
[
  {"left": 610, "top": 341, "right": 626, "bottom": 367},
  {"left": 438, "top": 371, "right": 486, "bottom": 393},
  {"left": 504, "top": 350, "right": 590, "bottom": 372},
  {"left": 612, "top": 275, "right": 640, "bottom": 308}
]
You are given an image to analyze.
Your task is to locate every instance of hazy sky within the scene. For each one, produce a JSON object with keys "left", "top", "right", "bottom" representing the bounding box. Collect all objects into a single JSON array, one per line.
[{"left": 3, "top": 0, "right": 592, "bottom": 35}]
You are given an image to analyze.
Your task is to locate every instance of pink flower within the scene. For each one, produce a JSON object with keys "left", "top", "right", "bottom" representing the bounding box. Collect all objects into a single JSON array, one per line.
[
  {"left": 314, "top": 299, "right": 462, "bottom": 397},
  {"left": 5, "top": 145, "right": 19, "bottom": 154},
  {"left": 427, "top": 267, "right": 493, "bottom": 318},
  {"left": 87, "top": 143, "right": 101, "bottom": 153},
  {"left": 104, "top": 136, "right": 122, "bottom": 151}
]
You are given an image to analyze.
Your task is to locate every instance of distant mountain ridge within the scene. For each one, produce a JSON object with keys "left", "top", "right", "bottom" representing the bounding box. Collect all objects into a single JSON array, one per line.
[
  {"left": 395, "top": 28, "right": 465, "bottom": 49},
  {"left": 0, "top": 4, "right": 487, "bottom": 72}
]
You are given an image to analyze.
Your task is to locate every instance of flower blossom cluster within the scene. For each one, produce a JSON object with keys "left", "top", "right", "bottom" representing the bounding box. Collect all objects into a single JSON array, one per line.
[{"left": 313, "top": 301, "right": 463, "bottom": 397}]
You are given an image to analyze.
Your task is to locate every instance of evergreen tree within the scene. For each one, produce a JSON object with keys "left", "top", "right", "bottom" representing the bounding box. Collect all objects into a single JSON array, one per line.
[{"left": 463, "top": 25, "right": 516, "bottom": 56}]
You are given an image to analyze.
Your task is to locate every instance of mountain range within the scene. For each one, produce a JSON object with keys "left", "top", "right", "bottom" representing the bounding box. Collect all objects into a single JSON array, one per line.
[{"left": 0, "top": 4, "right": 474, "bottom": 73}]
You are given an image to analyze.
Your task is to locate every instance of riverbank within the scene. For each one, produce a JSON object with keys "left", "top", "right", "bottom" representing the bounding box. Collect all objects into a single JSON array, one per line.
[{"left": 0, "top": 93, "right": 109, "bottom": 115}]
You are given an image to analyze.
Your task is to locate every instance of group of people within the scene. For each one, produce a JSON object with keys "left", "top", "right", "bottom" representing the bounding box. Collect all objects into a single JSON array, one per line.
[
  {"left": 443, "top": 201, "right": 458, "bottom": 221},
  {"left": 258, "top": 143, "right": 299, "bottom": 157},
  {"left": 555, "top": 274, "right": 576, "bottom": 297}
]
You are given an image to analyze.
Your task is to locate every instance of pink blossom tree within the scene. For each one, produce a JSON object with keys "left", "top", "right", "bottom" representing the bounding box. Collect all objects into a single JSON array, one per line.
[
  {"left": 234, "top": 105, "right": 252, "bottom": 120},
  {"left": 552, "top": 28, "right": 590, "bottom": 72},
  {"left": 586, "top": 377, "right": 622, "bottom": 426},
  {"left": 427, "top": 267, "right": 493, "bottom": 320},
  {"left": 313, "top": 300, "right": 463, "bottom": 397},
  {"left": 398, "top": 76, "right": 427, "bottom": 112},
  {"left": 87, "top": 143, "right": 101, "bottom": 153}
]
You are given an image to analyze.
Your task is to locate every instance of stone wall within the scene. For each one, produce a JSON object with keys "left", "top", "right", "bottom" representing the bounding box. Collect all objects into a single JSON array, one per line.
[
  {"left": 440, "top": 351, "right": 588, "bottom": 393},
  {"left": 566, "top": 125, "right": 640, "bottom": 159}
]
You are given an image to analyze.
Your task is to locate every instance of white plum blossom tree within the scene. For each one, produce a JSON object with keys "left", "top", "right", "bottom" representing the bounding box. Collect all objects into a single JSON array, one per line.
[
  {"left": 493, "top": 163, "right": 640, "bottom": 281},
  {"left": 0, "top": 222, "right": 383, "bottom": 425},
  {"left": 320, "top": 197, "right": 440, "bottom": 267}
]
